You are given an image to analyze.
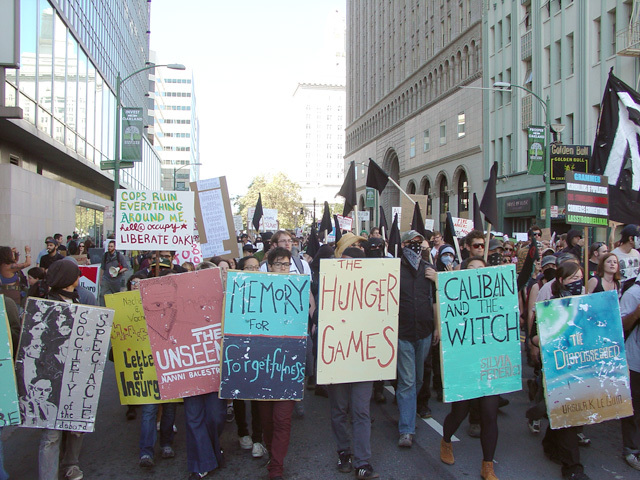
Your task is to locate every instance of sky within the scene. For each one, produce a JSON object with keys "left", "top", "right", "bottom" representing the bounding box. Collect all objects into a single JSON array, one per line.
[{"left": 150, "top": 0, "right": 346, "bottom": 198}]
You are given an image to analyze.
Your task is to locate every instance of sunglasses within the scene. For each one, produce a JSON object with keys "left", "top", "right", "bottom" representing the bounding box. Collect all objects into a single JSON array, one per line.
[
  {"left": 472, "top": 243, "right": 485, "bottom": 249},
  {"left": 532, "top": 232, "right": 542, "bottom": 237}
]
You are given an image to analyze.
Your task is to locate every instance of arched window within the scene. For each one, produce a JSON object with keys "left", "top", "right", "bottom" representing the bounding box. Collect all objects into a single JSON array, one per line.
[
  {"left": 439, "top": 177, "right": 449, "bottom": 219},
  {"left": 408, "top": 181, "right": 416, "bottom": 194},
  {"left": 423, "top": 179, "right": 432, "bottom": 217},
  {"left": 457, "top": 172, "right": 469, "bottom": 216}
]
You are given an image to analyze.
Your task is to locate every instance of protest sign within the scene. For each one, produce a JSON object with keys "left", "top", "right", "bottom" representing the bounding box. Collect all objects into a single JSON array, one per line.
[
  {"left": 565, "top": 171, "right": 609, "bottom": 227},
  {"left": 400, "top": 194, "right": 429, "bottom": 232},
  {"left": 437, "top": 264, "right": 521, "bottom": 402},
  {"left": 15, "top": 298, "right": 114, "bottom": 432},
  {"left": 424, "top": 218, "right": 435, "bottom": 231},
  {"left": 0, "top": 297, "right": 20, "bottom": 426},
  {"left": 392, "top": 207, "right": 402, "bottom": 226},
  {"left": 220, "top": 271, "right": 309, "bottom": 400},
  {"left": 78, "top": 265, "right": 101, "bottom": 303},
  {"left": 116, "top": 189, "right": 195, "bottom": 250},
  {"left": 105, "top": 291, "right": 177, "bottom": 405},
  {"left": 336, "top": 214, "right": 353, "bottom": 232},
  {"left": 536, "top": 290, "right": 633, "bottom": 429},
  {"left": 174, "top": 225, "right": 203, "bottom": 267},
  {"left": 451, "top": 216, "right": 475, "bottom": 238},
  {"left": 317, "top": 258, "right": 400, "bottom": 384},
  {"left": 140, "top": 269, "right": 224, "bottom": 399},
  {"left": 191, "top": 177, "right": 240, "bottom": 259},
  {"left": 247, "top": 207, "right": 279, "bottom": 232}
]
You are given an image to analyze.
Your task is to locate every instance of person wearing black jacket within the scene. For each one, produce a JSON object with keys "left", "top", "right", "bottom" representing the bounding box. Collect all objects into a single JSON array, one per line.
[{"left": 396, "top": 230, "right": 439, "bottom": 448}]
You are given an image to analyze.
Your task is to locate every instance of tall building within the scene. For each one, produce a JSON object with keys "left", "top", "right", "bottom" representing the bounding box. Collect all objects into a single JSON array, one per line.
[
  {"left": 483, "top": 0, "right": 639, "bottom": 234},
  {"left": 346, "top": 0, "right": 483, "bottom": 232},
  {"left": 0, "top": 0, "right": 161, "bottom": 247},
  {"left": 151, "top": 58, "right": 200, "bottom": 191}
]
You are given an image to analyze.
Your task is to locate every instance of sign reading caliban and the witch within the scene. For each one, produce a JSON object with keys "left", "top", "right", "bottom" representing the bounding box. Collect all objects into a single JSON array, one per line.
[
  {"left": 437, "top": 265, "right": 521, "bottom": 402},
  {"left": 537, "top": 290, "right": 633, "bottom": 429},
  {"left": 116, "top": 189, "right": 195, "bottom": 250}
]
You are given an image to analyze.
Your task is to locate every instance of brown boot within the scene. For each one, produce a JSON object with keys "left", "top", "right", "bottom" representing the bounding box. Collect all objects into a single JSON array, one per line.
[
  {"left": 481, "top": 460, "right": 498, "bottom": 480},
  {"left": 440, "top": 439, "right": 454, "bottom": 465}
]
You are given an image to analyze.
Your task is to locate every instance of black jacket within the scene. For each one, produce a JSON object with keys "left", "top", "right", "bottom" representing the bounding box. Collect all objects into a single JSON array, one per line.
[{"left": 398, "top": 255, "right": 435, "bottom": 341}]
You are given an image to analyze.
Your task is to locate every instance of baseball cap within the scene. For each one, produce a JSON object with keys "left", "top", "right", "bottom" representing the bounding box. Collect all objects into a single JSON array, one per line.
[
  {"left": 401, "top": 230, "right": 425, "bottom": 243},
  {"left": 621, "top": 224, "right": 640, "bottom": 240},
  {"left": 45, "top": 236, "right": 58, "bottom": 246},
  {"left": 488, "top": 239, "right": 503, "bottom": 251},
  {"left": 541, "top": 255, "right": 557, "bottom": 268}
]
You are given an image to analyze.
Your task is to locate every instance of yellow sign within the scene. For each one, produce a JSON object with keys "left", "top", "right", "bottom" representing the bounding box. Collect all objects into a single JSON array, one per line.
[
  {"left": 317, "top": 258, "right": 400, "bottom": 384},
  {"left": 105, "top": 291, "right": 177, "bottom": 405}
]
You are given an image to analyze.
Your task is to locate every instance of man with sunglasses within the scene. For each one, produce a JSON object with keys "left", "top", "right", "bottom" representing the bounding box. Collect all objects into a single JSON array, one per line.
[{"left": 464, "top": 230, "right": 486, "bottom": 260}]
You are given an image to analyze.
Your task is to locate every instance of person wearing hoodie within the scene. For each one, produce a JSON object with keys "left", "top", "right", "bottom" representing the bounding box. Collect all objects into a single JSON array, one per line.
[{"left": 560, "top": 229, "right": 583, "bottom": 261}]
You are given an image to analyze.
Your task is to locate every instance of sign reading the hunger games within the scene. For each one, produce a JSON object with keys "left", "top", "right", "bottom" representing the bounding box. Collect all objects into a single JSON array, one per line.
[{"left": 437, "top": 265, "right": 521, "bottom": 402}]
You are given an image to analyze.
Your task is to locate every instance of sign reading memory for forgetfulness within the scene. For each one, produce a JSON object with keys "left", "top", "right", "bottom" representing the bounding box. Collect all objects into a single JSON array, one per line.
[
  {"left": 550, "top": 144, "right": 590, "bottom": 183},
  {"left": 565, "top": 171, "right": 609, "bottom": 227},
  {"left": 121, "top": 107, "right": 143, "bottom": 163}
]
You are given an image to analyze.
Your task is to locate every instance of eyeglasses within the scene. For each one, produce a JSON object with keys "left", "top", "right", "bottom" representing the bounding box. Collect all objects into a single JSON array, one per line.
[
  {"left": 130, "top": 280, "right": 140, "bottom": 286},
  {"left": 277, "top": 239, "right": 292, "bottom": 245},
  {"left": 472, "top": 243, "right": 485, "bottom": 249},
  {"left": 244, "top": 266, "right": 260, "bottom": 271},
  {"left": 532, "top": 232, "right": 542, "bottom": 237},
  {"left": 272, "top": 262, "right": 291, "bottom": 268}
]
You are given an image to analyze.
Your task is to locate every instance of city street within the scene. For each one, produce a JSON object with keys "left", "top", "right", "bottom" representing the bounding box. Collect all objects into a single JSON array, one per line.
[{"left": 3, "top": 357, "right": 638, "bottom": 480}]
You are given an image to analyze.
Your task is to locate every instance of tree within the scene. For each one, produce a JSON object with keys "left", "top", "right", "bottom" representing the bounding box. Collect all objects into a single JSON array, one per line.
[{"left": 235, "top": 172, "right": 303, "bottom": 231}]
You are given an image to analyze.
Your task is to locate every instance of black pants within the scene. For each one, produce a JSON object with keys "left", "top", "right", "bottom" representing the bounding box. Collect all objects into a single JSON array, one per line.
[
  {"left": 443, "top": 395, "right": 499, "bottom": 461},
  {"left": 621, "top": 369, "right": 640, "bottom": 455},
  {"left": 542, "top": 425, "right": 582, "bottom": 476},
  {"left": 234, "top": 399, "right": 262, "bottom": 443}
]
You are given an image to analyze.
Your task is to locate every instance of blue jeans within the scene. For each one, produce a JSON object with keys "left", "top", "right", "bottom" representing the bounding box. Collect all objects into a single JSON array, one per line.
[
  {"left": 397, "top": 336, "right": 431, "bottom": 435},
  {"left": 0, "top": 427, "right": 8, "bottom": 480},
  {"left": 183, "top": 393, "right": 226, "bottom": 474},
  {"left": 139, "top": 403, "right": 177, "bottom": 458}
]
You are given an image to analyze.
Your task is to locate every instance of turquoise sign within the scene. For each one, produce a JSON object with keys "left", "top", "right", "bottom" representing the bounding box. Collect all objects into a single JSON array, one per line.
[
  {"left": 437, "top": 264, "right": 521, "bottom": 402},
  {"left": 0, "top": 296, "right": 20, "bottom": 426}
]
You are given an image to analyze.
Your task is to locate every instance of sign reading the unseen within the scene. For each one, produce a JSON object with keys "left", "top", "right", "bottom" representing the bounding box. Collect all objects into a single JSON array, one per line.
[
  {"left": 437, "top": 265, "right": 521, "bottom": 402},
  {"left": 317, "top": 258, "right": 400, "bottom": 385},
  {"left": 220, "top": 271, "right": 309, "bottom": 400}
]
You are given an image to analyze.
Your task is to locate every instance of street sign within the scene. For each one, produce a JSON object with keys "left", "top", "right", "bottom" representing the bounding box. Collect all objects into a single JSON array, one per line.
[
  {"left": 550, "top": 144, "right": 590, "bottom": 183},
  {"left": 365, "top": 187, "right": 376, "bottom": 208},
  {"left": 122, "top": 107, "right": 143, "bottom": 162},
  {"left": 100, "top": 160, "right": 134, "bottom": 170}
]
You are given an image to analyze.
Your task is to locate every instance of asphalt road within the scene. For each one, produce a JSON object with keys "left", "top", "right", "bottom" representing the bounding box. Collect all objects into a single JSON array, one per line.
[{"left": 3, "top": 359, "right": 639, "bottom": 480}]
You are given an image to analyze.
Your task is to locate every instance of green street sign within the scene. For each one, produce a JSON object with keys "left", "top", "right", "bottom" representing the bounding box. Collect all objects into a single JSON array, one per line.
[
  {"left": 528, "top": 125, "right": 545, "bottom": 175},
  {"left": 122, "top": 107, "right": 143, "bottom": 162},
  {"left": 100, "top": 160, "right": 134, "bottom": 170},
  {"left": 365, "top": 187, "right": 376, "bottom": 208}
]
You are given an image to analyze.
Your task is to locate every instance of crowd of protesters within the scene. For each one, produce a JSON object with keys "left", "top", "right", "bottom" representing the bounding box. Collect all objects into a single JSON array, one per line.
[{"left": 1, "top": 222, "right": 640, "bottom": 480}]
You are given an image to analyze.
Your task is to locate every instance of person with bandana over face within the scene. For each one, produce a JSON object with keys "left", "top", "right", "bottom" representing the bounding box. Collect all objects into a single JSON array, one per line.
[
  {"left": 396, "top": 231, "right": 439, "bottom": 448},
  {"left": 486, "top": 239, "right": 505, "bottom": 266}
]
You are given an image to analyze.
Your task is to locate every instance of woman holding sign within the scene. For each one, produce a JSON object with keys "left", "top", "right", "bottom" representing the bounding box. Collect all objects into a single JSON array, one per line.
[{"left": 440, "top": 256, "right": 501, "bottom": 480}]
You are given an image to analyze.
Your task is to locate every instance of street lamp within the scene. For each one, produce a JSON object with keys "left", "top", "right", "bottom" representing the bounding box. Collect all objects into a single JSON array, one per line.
[
  {"left": 111, "top": 62, "right": 186, "bottom": 233},
  {"left": 173, "top": 162, "right": 202, "bottom": 190},
  {"left": 493, "top": 81, "right": 552, "bottom": 229}
]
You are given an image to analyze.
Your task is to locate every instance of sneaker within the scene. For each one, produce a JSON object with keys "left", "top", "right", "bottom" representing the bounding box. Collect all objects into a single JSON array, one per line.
[
  {"left": 528, "top": 419, "right": 541, "bottom": 434},
  {"left": 126, "top": 405, "right": 137, "bottom": 420},
  {"left": 625, "top": 453, "right": 640, "bottom": 470},
  {"left": 239, "top": 435, "right": 253, "bottom": 450},
  {"left": 139, "top": 455, "right": 154, "bottom": 468},
  {"left": 355, "top": 463, "right": 379, "bottom": 479},
  {"left": 398, "top": 433, "right": 413, "bottom": 448},
  {"left": 65, "top": 465, "right": 84, "bottom": 480},
  {"left": 498, "top": 396, "right": 510, "bottom": 408},
  {"left": 418, "top": 405, "right": 432, "bottom": 419},
  {"left": 187, "top": 472, "right": 210, "bottom": 480},
  {"left": 338, "top": 450, "right": 353, "bottom": 473},
  {"left": 562, "top": 472, "right": 591, "bottom": 480},
  {"left": 468, "top": 423, "right": 481, "bottom": 438},
  {"left": 226, "top": 404, "right": 234, "bottom": 423},
  {"left": 161, "top": 446, "right": 175, "bottom": 458},
  {"left": 252, "top": 442, "right": 268, "bottom": 458},
  {"left": 577, "top": 432, "right": 591, "bottom": 447}
]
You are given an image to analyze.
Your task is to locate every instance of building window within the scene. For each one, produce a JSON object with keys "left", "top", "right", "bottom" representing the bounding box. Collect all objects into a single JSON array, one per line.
[
  {"left": 457, "top": 113, "right": 466, "bottom": 138},
  {"left": 457, "top": 173, "right": 469, "bottom": 215},
  {"left": 439, "top": 178, "right": 449, "bottom": 225},
  {"left": 423, "top": 180, "right": 432, "bottom": 216},
  {"left": 567, "top": 33, "right": 574, "bottom": 75},
  {"left": 610, "top": 9, "right": 617, "bottom": 57},
  {"left": 594, "top": 17, "right": 601, "bottom": 62},
  {"left": 423, "top": 129, "right": 430, "bottom": 152},
  {"left": 410, "top": 136, "right": 416, "bottom": 157},
  {"left": 440, "top": 122, "right": 446, "bottom": 144}
]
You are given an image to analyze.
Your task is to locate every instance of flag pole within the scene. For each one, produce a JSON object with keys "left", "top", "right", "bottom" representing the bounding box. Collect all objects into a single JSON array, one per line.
[
  {"left": 386, "top": 176, "right": 415, "bottom": 203},
  {"left": 483, "top": 224, "right": 491, "bottom": 263},
  {"left": 583, "top": 226, "right": 589, "bottom": 293}
]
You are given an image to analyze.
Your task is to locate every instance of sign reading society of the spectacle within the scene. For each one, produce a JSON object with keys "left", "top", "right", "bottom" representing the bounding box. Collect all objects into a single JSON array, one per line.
[{"left": 116, "top": 189, "right": 195, "bottom": 250}]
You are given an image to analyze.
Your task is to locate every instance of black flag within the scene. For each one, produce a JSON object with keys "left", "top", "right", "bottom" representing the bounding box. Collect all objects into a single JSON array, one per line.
[
  {"left": 443, "top": 212, "right": 457, "bottom": 247},
  {"left": 333, "top": 215, "right": 343, "bottom": 243},
  {"left": 379, "top": 206, "right": 389, "bottom": 239},
  {"left": 337, "top": 161, "right": 357, "bottom": 216},
  {"left": 366, "top": 158, "right": 389, "bottom": 194},
  {"left": 591, "top": 70, "right": 640, "bottom": 224},
  {"left": 517, "top": 241, "right": 539, "bottom": 292},
  {"left": 306, "top": 224, "right": 320, "bottom": 259},
  {"left": 411, "top": 202, "right": 426, "bottom": 237},
  {"left": 473, "top": 193, "right": 483, "bottom": 231},
  {"left": 319, "top": 201, "right": 333, "bottom": 234},
  {"left": 388, "top": 213, "right": 401, "bottom": 258},
  {"left": 252, "top": 193, "right": 263, "bottom": 232},
  {"left": 479, "top": 162, "right": 498, "bottom": 226}
]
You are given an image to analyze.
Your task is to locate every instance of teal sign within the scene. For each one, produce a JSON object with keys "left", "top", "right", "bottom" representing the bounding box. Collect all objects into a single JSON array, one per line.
[
  {"left": 0, "top": 296, "right": 20, "bottom": 426},
  {"left": 437, "top": 265, "right": 521, "bottom": 402},
  {"left": 122, "top": 107, "right": 143, "bottom": 162},
  {"left": 365, "top": 187, "right": 376, "bottom": 208}
]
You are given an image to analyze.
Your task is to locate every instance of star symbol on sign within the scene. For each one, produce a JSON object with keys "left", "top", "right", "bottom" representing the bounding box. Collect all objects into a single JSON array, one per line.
[{"left": 181, "top": 224, "right": 188, "bottom": 230}]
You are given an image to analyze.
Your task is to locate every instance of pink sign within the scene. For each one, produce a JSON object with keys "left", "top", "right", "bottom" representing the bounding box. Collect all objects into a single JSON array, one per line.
[{"left": 139, "top": 269, "right": 224, "bottom": 399}]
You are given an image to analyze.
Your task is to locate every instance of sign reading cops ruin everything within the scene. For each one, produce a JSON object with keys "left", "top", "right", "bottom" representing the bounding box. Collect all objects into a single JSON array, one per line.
[
  {"left": 140, "top": 269, "right": 224, "bottom": 399},
  {"left": 536, "top": 290, "right": 633, "bottom": 429},
  {"left": 105, "top": 290, "right": 177, "bottom": 405},
  {"left": 15, "top": 298, "right": 114, "bottom": 432},
  {"left": 564, "top": 171, "right": 609, "bottom": 227},
  {"left": 220, "top": 271, "right": 309, "bottom": 400},
  {"left": 550, "top": 144, "right": 590, "bottom": 183},
  {"left": 437, "top": 265, "right": 521, "bottom": 402},
  {"left": 116, "top": 189, "right": 195, "bottom": 250},
  {"left": 0, "top": 297, "right": 20, "bottom": 427},
  {"left": 317, "top": 258, "right": 400, "bottom": 385}
]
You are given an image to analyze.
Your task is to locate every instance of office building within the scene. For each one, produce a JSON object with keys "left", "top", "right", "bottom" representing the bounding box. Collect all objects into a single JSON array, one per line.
[{"left": 0, "top": 0, "right": 161, "bottom": 248}]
